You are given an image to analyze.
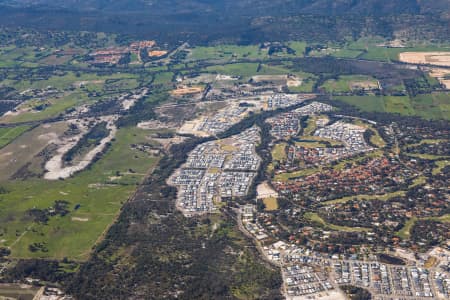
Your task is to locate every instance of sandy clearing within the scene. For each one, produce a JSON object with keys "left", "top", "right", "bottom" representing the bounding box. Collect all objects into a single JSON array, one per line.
[
  {"left": 171, "top": 86, "right": 204, "bottom": 96},
  {"left": 72, "top": 217, "right": 89, "bottom": 222},
  {"left": 73, "top": 80, "right": 104, "bottom": 88},
  {"left": 38, "top": 132, "right": 59, "bottom": 141},
  {"left": 287, "top": 77, "right": 302, "bottom": 87},
  {"left": 137, "top": 119, "right": 176, "bottom": 130},
  {"left": 153, "top": 136, "right": 187, "bottom": 150},
  {"left": 215, "top": 74, "right": 238, "bottom": 81},
  {"left": 120, "top": 88, "right": 148, "bottom": 111},
  {"left": 178, "top": 118, "right": 210, "bottom": 137},
  {"left": 257, "top": 181, "right": 279, "bottom": 199},
  {"left": 0, "top": 151, "right": 13, "bottom": 157},
  {"left": 441, "top": 79, "right": 450, "bottom": 89},
  {"left": 44, "top": 116, "right": 118, "bottom": 180},
  {"left": 286, "top": 290, "right": 346, "bottom": 300},
  {"left": 148, "top": 50, "right": 168, "bottom": 57}
]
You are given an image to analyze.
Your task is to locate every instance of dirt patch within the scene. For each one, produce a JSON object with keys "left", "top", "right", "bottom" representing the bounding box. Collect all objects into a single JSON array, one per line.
[
  {"left": 73, "top": 80, "right": 104, "bottom": 88},
  {"left": 178, "top": 118, "right": 210, "bottom": 136},
  {"left": 170, "top": 86, "right": 204, "bottom": 96},
  {"left": 137, "top": 120, "right": 177, "bottom": 130},
  {"left": 424, "top": 256, "right": 437, "bottom": 268},
  {"left": 257, "top": 181, "right": 279, "bottom": 199},
  {"left": 38, "top": 132, "right": 59, "bottom": 141},
  {"left": 72, "top": 217, "right": 89, "bottom": 222},
  {"left": 262, "top": 197, "right": 278, "bottom": 211},
  {"left": 148, "top": 50, "right": 168, "bottom": 57},
  {"left": 156, "top": 103, "right": 197, "bottom": 125},
  {"left": 287, "top": 76, "right": 303, "bottom": 87},
  {"left": 153, "top": 136, "right": 187, "bottom": 150},
  {"left": 350, "top": 80, "right": 379, "bottom": 90}
]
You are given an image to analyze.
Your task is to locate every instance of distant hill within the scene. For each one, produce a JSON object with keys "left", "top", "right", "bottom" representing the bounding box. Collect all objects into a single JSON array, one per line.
[
  {"left": 0, "top": 0, "right": 448, "bottom": 44},
  {"left": 1, "top": 0, "right": 449, "bottom": 15}
]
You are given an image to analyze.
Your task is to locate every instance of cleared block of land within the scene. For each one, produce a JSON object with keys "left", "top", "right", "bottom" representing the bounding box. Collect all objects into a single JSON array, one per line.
[
  {"left": 170, "top": 86, "right": 204, "bottom": 96},
  {"left": 399, "top": 52, "right": 450, "bottom": 67}
]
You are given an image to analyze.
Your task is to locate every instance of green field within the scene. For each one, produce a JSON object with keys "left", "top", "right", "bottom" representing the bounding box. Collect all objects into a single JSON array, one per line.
[
  {"left": 335, "top": 94, "right": 450, "bottom": 120},
  {"left": 411, "top": 93, "right": 450, "bottom": 120},
  {"left": 396, "top": 214, "right": 450, "bottom": 240},
  {"left": 288, "top": 78, "right": 315, "bottom": 93},
  {"left": 294, "top": 141, "right": 326, "bottom": 148},
  {"left": 342, "top": 38, "right": 450, "bottom": 62},
  {"left": 189, "top": 44, "right": 268, "bottom": 61},
  {"left": 287, "top": 41, "right": 307, "bottom": 56},
  {"left": 9, "top": 71, "right": 136, "bottom": 91},
  {"left": 331, "top": 48, "right": 364, "bottom": 58},
  {"left": 274, "top": 167, "right": 320, "bottom": 182},
  {"left": 205, "top": 63, "right": 260, "bottom": 78},
  {"left": 271, "top": 143, "right": 287, "bottom": 161},
  {"left": 0, "top": 92, "right": 87, "bottom": 124},
  {"left": 257, "top": 64, "right": 290, "bottom": 75},
  {"left": 321, "top": 75, "right": 378, "bottom": 93},
  {"left": 322, "top": 190, "right": 406, "bottom": 205},
  {"left": 433, "top": 160, "right": 449, "bottom": 175},
  {"left": 152, "top": 72, "right": 174, "bottom": 85},
  {"left": 0, "top": 125, "right": 31, "bottom": 149},
  {"left": 304, "top": 212, "right": 371, "bottom": 232},
  {"left": 303, "top": 115, "right": 320, "bottom": 136},
  {"left": 0, "top": 126, "right": 160, "bottom": 260}
]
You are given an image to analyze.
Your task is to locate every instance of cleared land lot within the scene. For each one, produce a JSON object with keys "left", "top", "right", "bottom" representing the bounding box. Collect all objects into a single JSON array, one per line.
[
  {"left": 170, "top": 86, "right": 204, "bottom": 96},
  {"left": 399, "top": 52, "right": 450, "bottom": 67}
]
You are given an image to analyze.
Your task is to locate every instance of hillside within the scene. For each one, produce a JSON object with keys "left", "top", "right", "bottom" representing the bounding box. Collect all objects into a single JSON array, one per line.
[
  {"left": 0, "top": 0, "right": 448, "bottom": 44},
  {"left": 1, "top": 0, "right": 449, "bottom": 15}
]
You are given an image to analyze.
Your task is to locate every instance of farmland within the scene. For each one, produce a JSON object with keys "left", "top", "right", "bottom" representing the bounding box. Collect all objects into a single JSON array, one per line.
[
  {"left": 335, "top": 94, "right": 450, "bottom": 120},
  {"left": 0, "top": 126, "right": 160, "bottom": 260}
]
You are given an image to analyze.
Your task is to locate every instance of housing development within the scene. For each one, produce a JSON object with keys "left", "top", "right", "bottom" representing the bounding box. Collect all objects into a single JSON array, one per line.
[{"left": 170, "top": 127, "right": 261, "bottom": 215}]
